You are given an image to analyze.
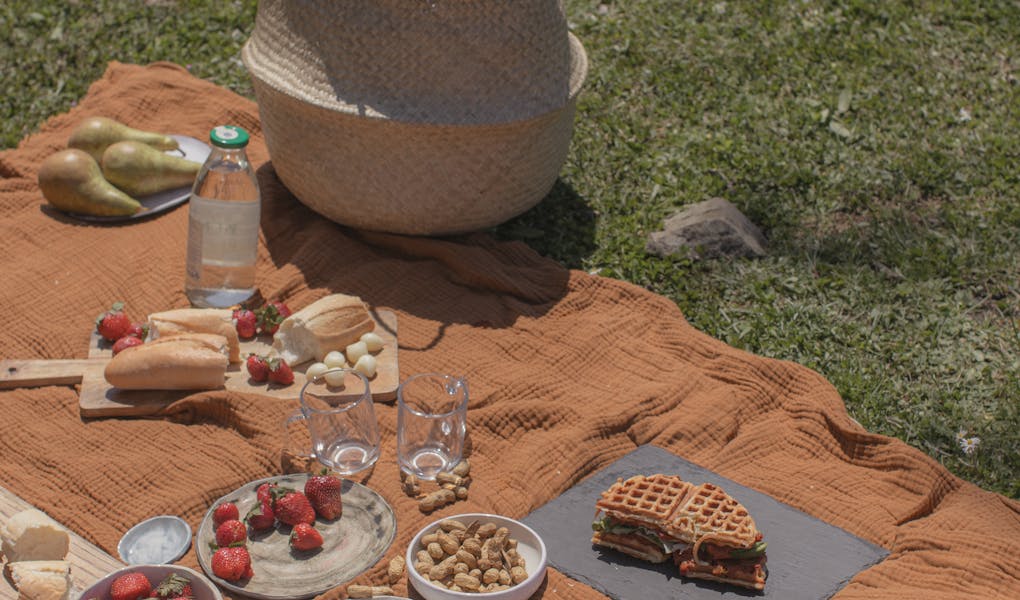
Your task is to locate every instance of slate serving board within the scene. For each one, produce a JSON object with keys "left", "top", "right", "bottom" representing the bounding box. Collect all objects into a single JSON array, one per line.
[{"left": 522, "top": 445, "right": 888, "bottom": 599}]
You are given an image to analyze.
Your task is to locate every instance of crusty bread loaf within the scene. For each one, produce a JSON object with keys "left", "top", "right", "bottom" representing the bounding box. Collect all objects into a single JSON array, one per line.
[
  {"left": 1, "top": 509, "right": 70, "bottom": 562},
  {"left": 104, "top": 333, "right": 230, "bottom": 390},
  {"left": 8, "top": 560, "right": 71, "bottom": 600},
  {"left": 148, "top": 307, "right": 240, "bottom": 363},
  {"left": 272, "top": 294, "right": 375, "bottom": 365}
]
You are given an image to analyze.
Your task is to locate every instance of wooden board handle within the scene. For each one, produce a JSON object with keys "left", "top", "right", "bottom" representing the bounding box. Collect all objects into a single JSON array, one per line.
[{"left": 0, "top": 359, "right": 106, "bottom": 389}]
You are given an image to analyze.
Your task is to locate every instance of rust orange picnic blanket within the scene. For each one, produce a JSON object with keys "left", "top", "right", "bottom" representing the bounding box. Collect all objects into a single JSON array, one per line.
[{"left": 1, "top": 62, "right": 1018, "bottom": 599}]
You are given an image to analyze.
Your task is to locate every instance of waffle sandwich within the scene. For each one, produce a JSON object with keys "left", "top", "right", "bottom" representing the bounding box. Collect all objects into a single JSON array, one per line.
[{"left": 591, "top": 474, "right": 768, "bottom": 591}]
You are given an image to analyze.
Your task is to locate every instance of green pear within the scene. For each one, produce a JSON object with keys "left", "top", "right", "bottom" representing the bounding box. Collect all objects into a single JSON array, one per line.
[
  {"left": 38, "top": 149, "right": 142, "bottom": 216},
  {"left": 68, "top": 116, "right": 179, "bottom": 161},
  {"left": 100, "top": 141, "right": 201, "bottom": 197}
]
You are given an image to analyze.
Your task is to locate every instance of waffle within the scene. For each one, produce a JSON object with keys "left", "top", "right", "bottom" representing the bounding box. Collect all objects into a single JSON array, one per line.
[
  {"left": 595, "top": 474, "right": 694, "bottom": 528},
  {"left": 664, "top": 482, "right": 759, "bottom": 548}
]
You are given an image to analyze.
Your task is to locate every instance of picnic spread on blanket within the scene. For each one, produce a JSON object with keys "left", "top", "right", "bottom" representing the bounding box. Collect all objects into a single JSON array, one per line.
[{"left": 2, "top": 2, "right": 1019, "bottom": 600}]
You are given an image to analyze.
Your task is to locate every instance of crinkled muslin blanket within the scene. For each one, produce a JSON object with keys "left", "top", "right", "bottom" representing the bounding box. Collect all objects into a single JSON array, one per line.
[{"left": 1, "top": 63, "right": 1017, "bottom": 599}]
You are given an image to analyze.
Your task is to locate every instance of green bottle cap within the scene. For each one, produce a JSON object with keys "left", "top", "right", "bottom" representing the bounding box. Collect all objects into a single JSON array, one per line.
[{"left": 209, "top": 125, "right": 249, "bottom": 149}]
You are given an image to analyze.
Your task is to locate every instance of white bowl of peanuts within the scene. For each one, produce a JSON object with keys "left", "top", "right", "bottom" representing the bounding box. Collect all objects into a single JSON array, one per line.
[{"left": 405, "top": 513, "right": 548, "bottom": 600}]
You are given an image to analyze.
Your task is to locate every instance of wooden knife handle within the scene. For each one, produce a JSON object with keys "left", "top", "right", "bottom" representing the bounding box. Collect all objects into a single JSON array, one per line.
[{"left": 0, "top": 359, "right": 107, "bottom": 389}]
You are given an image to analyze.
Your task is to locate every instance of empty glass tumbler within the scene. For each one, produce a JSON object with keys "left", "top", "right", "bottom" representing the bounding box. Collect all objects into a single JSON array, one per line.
[
  {"left": 285, "top": 368, "right": 380, "bottom": 476},
  {"left": 397, "top": 373, "right": 468, "bottom": 480}
]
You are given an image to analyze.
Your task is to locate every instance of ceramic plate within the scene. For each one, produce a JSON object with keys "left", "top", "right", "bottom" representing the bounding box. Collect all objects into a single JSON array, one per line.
[
  {"left": 196, "top": 473, "right": 396, "bottom": 600},
  {"left": 70, "top": 135, "right": 210, "bottom": 222}
]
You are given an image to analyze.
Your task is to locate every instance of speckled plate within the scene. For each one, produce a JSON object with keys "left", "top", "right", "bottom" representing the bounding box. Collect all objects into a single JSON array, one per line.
[{"left": 196, "top": 473, "right": 396, "bottom": 600}]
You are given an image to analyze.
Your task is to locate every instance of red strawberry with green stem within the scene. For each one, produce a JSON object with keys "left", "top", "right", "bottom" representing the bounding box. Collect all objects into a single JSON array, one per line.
[
  {"left": 212, "top": 502, "right": 239, "bottom": 527},
  {"left": 96, "top": 302, "right": 132, "bottom": 342},
  {"left": 246, "top": 498, "right": 275, "bottom": 531},
  {"left": 246, "top": 354, "right": 269, "bottom": 382},
  {"left": 289, "top": 522, "right": 323, "bottom": 551},
  {"left": 256, "top": 482, "right": 278, "bottom": 505},
  {"left": 304, "top": 471, "right": 343, "bottom": 520},
  {"left": 109, "top": 572, "right": 152, "bottom": 600},
  {"left": 256, "top": 302, "right": 290, "bottom": 336},
  {"left": 267, "top": 358, "right": 294, "bottom": 385},
  {"left": 153, "top": 573, "right": 192, "bottom": 600},
  {"left": 211, "top": 546, "right": 254, "bottom": 582},
  {"left": 273, "top": 490, "right": 315, "bottom": 526},
  {"left": 215, "top": 519, "right": 247, "bottom": 547},
  {"left": 233, "top": 309, "right": 258, "bottom": 339}
]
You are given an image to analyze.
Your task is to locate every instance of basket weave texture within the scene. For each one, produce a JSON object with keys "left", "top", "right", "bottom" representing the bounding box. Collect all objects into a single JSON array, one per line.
[{"left": 241, "top": 0, "right": 588, "bottom": 235}]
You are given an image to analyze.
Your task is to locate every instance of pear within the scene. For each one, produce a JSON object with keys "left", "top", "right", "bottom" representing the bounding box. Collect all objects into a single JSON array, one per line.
[
  {"left": 100, "top": 141, "right": 201, "bottom": 197},
  {"left": 38, "top": 149, "right": 142, "bottom": 216},
  {"left": 68, "top": 116, "right": 179, "bottom": 162}
]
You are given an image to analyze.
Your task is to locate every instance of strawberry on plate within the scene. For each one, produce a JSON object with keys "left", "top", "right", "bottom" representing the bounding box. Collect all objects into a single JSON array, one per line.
[
  {"left": 304, "top": 472, "right": 343, "bottom": 520},
  {"left": 96, "top": 302, "right": 132, "bottom": 342},
  {"left": 153, "top": 573, "right": 192, "bottom": 600},
  {"left": 211, "top": 546, "right": 254, "bottom": 582},
  {"left": 125, "top": 322, "right": 149, "bottom": 340},
  {"left": 273, "top": 490, "right": 315, "bottom": 526},
  {"left": 289, "top": 523, "right": 323, "bottom": 551},
  {"left": 212, "top": 502, "right": 239, "bottom": 527},
  {"left": 256, "top": 482, "right": 278, "bottom": 505},
  {"left": 245, "top": 498, "right": 275, "bottom": 531},
  {"left": 215, "top": 519, "right": 247, "bottom": 547},
  {"left": 109, "top": 572, "right": 152, "bottom": 600}
]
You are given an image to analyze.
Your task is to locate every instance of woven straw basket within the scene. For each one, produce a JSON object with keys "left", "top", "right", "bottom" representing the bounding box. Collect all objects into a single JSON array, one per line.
[{"left": 241, "top": 0, "right": 588, "bottom": 235}]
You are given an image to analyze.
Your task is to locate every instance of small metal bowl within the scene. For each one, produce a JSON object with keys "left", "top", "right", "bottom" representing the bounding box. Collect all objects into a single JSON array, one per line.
[{"left": 117, "top": 515, "right": 192, "bottom": 565}]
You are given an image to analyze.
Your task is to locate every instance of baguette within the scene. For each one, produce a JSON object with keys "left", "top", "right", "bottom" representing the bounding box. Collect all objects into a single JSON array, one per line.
[
  {"left": 148, "top": 307, "right": 240, "bottom": 363},
  {"left": 8, "top": 561, "right": 71, "bottom": 600},
  {"left": 104, "top": 333, "right": 230, "bottom": 390},
  {"left": 272, "top": 294, "right": 375, "bottom": 365},
  {"left": 1, "top": 509, "right": 70, "bottom": 562}
]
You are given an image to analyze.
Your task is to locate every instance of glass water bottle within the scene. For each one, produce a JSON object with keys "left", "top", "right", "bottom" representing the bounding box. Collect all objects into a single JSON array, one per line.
[{"left": 184, "top": 125, "right": 260, "bottom": 308}]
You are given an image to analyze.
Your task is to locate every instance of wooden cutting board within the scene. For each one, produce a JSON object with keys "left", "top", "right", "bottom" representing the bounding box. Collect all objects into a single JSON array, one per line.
[
  {"left": 0, "top": 310, "right": 398, "bottom": 418},
  {"left": 0, "top": 485, "right": 124, "bottom": 600}
]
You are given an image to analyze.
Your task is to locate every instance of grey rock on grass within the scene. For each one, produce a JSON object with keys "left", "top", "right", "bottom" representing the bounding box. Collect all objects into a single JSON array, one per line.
[{"left": 646, "top": 197, "right": 767, "bottom": 260}]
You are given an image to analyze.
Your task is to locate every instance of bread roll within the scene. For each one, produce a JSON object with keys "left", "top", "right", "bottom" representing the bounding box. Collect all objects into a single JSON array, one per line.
[
  {"left": 272, "top": 294, "right": 375, "bottom": 365},
  {"left": 148, "top": 308, "right": 240, "bottom": 363},
  {"left": 2, "top": 510, "right": 70, "bottom": 562},
  {"left": 104, "top": 333, "right": 230, "bottom": 390},
  {"left": 8, "top": 561, "right": 71, "bottom": 600}
]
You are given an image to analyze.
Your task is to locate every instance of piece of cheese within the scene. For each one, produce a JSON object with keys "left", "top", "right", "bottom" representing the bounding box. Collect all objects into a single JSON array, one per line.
[
  {"left": 9, "top": 560, "right": 72, "bottom": 600},
  {"left": 1, "top": 509, "right": 71, "bottom": 562}
]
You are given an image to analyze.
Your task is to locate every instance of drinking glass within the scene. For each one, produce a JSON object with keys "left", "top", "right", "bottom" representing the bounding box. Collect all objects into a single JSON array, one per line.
[
  {"left": 397, "top": 373, "right": 468, "bottom": 480},
  {"left": 285, "top": 368, "right": 380, "bottom": 476}
]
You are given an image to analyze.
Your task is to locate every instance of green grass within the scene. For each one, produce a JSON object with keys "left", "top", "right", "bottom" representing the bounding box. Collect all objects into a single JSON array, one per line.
[{"left": 3, "top": 1, "right": 1018, "bottom": 498}]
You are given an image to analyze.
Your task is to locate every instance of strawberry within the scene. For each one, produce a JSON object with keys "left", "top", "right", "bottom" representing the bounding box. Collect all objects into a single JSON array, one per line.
[
  {"left": 304, "top": 471, "right": 343, "bottom": 520},
  {"left": 95, "top": 302, "right": 131, "bottom": 342},
  {"left": 245, "top": 498, "right": 275, "bottom": 531},
  {"left": 233, "top": 309, "right": 258, "bottom": 339},
  {"left": 212, "top": 502, "right": 239, "bottom": 527},
  {"left": 256, "top": 482, "right": 278, "bottom": 505},
  {"left": 246, "top": 354, "right": 269, "bottom": 383},
  {"left": 256, "top": 302, "right": 290, "bottom": 336},
  {"left": 273, "top": 490, "right": 315, "bottom": 526},
  {"left": 153, "top": 573, "right": 192, "bottom": 600},
  {"left": 109, "top": 572, "right": 152, "bottom": 600},
  {"left": 267, "top": 358, "right": 294, "bottom": 385},
  {"left": 125, "top": 322, "right": 149, "bottom": 339},
  {"left": 289, "top": 522, "right": 323, "bottom": 551},
  {"left": 215, "top": 519, "right": 247, "bottom": 547},
  {"left": 112, "top": 336, "right": 143, "bottom": 355},
  {"left": 211, "top": 546, "right": 254, "bottom": 582}
]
